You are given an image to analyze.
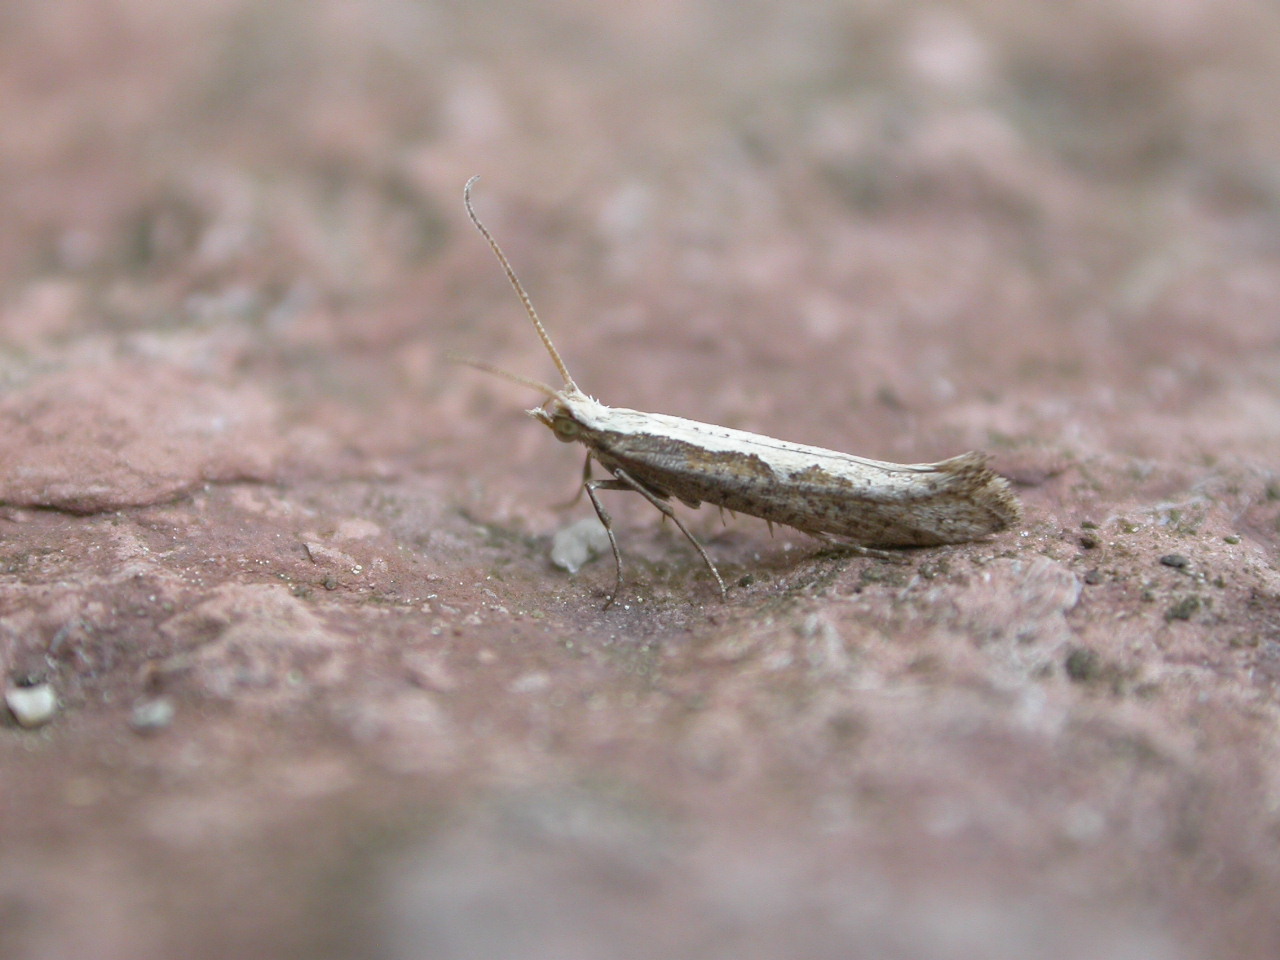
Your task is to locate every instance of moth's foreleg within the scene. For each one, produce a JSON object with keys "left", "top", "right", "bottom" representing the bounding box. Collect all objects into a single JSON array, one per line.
[
  {"left": 583, "top": 477, "right": 627, "bottom": 609},
  {"left": 609, "top": 467, "right": 728, "bottom": 601}
]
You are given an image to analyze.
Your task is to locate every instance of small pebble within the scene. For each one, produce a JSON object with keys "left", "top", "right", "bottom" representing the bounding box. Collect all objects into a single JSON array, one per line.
[
  {"left": 1159, "top": 554, "right": 1189, "bottom": 569},
  {"left": 550, "top": 517, "right": 612, "bottom": 574},
  {"left": 6, "top": 683, "right": 57, "bottom": 728},
  {"left": 1064, "top": 647, "right": 1102, "bottom": 683},
  {"left": 1166, "top": 595, "right": 1202, "bottom": 621},
  {"left": 130, "top": 696, "right": 175, "bottom": 734}
]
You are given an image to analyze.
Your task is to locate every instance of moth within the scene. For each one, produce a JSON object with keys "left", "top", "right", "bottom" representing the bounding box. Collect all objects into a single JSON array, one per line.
[{"left": 462, "top": 177, "right": 1022, "bottom": 607}]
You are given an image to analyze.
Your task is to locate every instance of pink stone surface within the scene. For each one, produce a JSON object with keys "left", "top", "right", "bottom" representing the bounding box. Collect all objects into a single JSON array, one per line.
[
  {"left": 2, "top": 2, "right": 1280, "bottom": 959},
  {"left": 0, "top": 363, "right": 279, "bottom": 511}
]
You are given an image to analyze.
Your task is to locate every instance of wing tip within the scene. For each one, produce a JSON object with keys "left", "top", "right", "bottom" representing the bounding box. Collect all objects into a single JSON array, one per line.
[{"left": 937, "top": 451, "right": 1023, "bottom": 531}]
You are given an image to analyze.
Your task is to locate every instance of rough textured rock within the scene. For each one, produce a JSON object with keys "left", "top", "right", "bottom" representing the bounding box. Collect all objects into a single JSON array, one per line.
[
  {"left": 0, "top": 363, "right": 279, "bottom": 512},
  {"left": 2, "top": 2, "right": 1280, "bottom": 960}
]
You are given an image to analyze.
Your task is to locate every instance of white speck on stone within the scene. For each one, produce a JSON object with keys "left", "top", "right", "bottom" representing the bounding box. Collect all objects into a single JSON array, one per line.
[
  {"left": 550, "top": 517, "right": 612, "bottom": 574},
  {"left": 6, "top": 683, "right": 57, "bottom": 728},
  {"left": 130, "top": 696, "right": 175, "bottom": 733},
  {"left": 509, "top": 671, "right": 551, "bottom": 694},
  {"left": 1063, "top": 803, "right": 1106, "bottom": 843}
]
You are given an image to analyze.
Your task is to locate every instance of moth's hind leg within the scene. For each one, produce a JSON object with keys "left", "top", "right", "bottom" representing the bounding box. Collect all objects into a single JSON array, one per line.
[
  {"left": 608, "top": 467, "right": 728, "bottom": 602},
  {"left": 811, "top": 532, "right": 910, "bottom": 564}
]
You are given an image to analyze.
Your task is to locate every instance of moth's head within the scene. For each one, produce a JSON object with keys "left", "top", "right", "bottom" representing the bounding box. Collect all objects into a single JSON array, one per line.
[{"left": 529, "top": 394, "right": 585, "bottom": 443}]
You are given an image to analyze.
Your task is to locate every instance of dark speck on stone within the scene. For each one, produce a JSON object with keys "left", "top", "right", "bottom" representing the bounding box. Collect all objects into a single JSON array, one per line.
[
  {"left": 1065, "top": 646, "right": 1102, "bottom": 683},
  {"left": 1159, "top": 554, "right": 1189, "bottom": 569},
  {"left": 1166, "top": 595, "right": 1202, "bottom": 621}
]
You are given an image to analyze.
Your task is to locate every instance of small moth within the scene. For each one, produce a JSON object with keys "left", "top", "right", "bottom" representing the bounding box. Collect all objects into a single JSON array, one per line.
[{"left": 462, "top": 177, "right": 1021, "bottom": 607}]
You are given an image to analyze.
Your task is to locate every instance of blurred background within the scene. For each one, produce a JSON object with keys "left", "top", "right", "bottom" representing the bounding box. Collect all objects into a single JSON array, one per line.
[
  {"left": 3, "top": 2, "right": 1280, "bottom": 958},
  {"left": 4, "top": 0, "right": 1279, "bottom": 473}
]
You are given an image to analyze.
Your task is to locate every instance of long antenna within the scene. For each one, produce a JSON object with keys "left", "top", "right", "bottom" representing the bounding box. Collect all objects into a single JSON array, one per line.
[
  {"left": 464, "top": 176, "right": 577, "bottom": 391},
  {"left": 444, "top": 352, "right": 559, "bottom": 400}
]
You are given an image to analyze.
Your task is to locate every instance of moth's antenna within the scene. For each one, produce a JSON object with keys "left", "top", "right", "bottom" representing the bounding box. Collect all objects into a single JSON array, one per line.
[
  {"left": 445, "top": 352, "right": 559, "bottom": 400},
  {"left": 464, "top": 176, "right": 577, "bottom": 392}
]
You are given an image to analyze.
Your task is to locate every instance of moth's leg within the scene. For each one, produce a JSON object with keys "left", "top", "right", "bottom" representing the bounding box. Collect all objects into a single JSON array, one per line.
[
  {"left": 609, "top": 467, "right": 728, "bottom": 601},
  {"left": 554, "top": 453, "right": 593, "bottom": 510},
  {"left": 811, "top": 532, "right": 906, "bottom": 563},
  {"left": 583, "top": 477, "right": 627, "bottom": 609}
]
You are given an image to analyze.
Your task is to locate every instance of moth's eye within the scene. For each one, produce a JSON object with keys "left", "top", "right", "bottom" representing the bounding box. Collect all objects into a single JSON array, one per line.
[{"left": 552, "top": 418, "right": 579, "bottom": 442}]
